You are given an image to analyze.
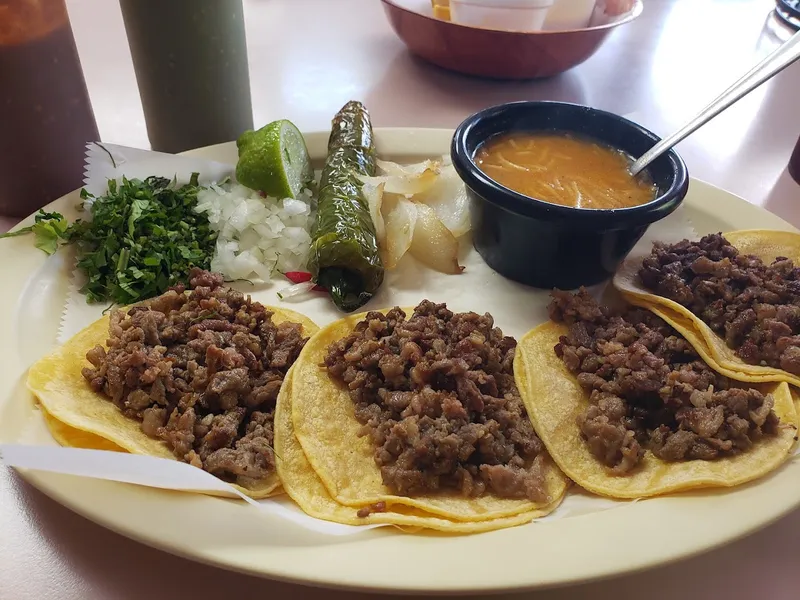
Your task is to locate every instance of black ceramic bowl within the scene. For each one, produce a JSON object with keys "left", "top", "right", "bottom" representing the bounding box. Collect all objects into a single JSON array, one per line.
[{"left": 451, "top": 101, "right": 689, "bottom": 289}]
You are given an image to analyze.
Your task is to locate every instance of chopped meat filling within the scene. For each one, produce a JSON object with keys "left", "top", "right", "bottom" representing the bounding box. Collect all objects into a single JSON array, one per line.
[
  {"left": 638, "top": 232, "right": 800, "bottom": 375},
  {"left": 549, "top": 288, "right": 780, "bottom": 474},
  {"left": 324, "top": 300, "right": 550, "bottom": 503},
  {"left": 82, "top": 269, "right": 308, "bottom": 486}
]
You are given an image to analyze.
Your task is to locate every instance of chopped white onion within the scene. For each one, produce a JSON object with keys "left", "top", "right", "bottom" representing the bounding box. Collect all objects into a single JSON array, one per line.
[{"left": 195, "top": 182, "right": 314, "bottom": 282}]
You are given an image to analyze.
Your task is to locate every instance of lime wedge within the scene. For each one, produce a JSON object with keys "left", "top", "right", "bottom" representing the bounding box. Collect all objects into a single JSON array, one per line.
[{"left": 235, "top": 119, "right": 314, "bottom": 199}]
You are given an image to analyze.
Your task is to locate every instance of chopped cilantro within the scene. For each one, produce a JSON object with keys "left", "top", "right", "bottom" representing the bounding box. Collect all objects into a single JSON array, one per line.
[
  {"left": 1, "top": 174, "right": 217, "bottom": 305},
  {"left": 0, "top": 211, "right": 69, "bottom": 255}
]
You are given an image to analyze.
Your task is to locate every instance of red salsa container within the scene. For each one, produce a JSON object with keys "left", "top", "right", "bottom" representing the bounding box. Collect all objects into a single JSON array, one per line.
[{"left": 0, "top": 0, "right": 99, "bottom": 217}]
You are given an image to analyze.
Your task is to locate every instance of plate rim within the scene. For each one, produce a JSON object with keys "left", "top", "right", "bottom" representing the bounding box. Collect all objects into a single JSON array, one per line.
[{"left": 1, "top": 127, "right": 799, "bottom": 594}]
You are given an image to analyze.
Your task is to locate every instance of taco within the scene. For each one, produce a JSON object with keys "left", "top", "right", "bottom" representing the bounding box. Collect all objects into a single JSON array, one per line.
[
  {"left": 275, "top": 367, "right": 563, "bottom": 533},
  {"left": 515, "top": 289, "right": 797, "bottom": 499},
  {"left": 27, "top": 269, "right": 319, "bottom": 499},
  {"left": 41, "top": 405, "right": 127, "bottom": 453},
  {"left": 289, "top": 300, "right": 569, "bottom": 523},
  {"left": 614, "top": 230, "right": 800, "bottom": 387}
]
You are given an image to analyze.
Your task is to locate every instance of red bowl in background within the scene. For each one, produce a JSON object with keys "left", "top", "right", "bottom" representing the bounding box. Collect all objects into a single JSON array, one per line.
[{"left": 381, "top": 0, "right": 643, "bottom": 80}]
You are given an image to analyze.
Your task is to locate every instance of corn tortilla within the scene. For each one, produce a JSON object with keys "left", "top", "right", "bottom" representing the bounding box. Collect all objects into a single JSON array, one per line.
[
  {"left": 290, "top": 308, "right": 569, "bottom": 522},
  {"left": 26, "top": 305, "right": 320, "bottom": 500},
  {"left": 515, "top": 320, "right": 798, "bottom": 499},
  {"left": 626, "top": 298, "right": 786, "bottom": 384},
  {"left": 275, "top": 368, "right": 564, "bottom": 532},
  {"left": 614, "top": 229, "right": 800, "bottom": 387},
  {"left": 41, "top": 406, "right": 127, "bottom": 452}
]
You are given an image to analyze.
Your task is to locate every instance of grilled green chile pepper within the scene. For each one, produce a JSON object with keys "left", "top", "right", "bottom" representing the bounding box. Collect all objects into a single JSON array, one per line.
[{"left": 308, "top": 101, "right": 384, "bottom": 312}]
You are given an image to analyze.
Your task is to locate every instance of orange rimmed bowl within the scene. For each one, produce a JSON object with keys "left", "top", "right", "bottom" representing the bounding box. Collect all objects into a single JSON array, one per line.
[{"left": 382, "top": 0, "right": 643, "bottom": 79}]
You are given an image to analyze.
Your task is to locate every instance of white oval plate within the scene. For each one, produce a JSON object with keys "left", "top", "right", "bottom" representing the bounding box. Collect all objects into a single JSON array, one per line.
[{"left": 0, "top": 129, "right": 798, "bottom": 594}]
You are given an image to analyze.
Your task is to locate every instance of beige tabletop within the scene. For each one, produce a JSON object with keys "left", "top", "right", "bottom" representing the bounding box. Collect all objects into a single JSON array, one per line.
[{"left": 2, "top": 0, "right": 800, "bottom": 598}]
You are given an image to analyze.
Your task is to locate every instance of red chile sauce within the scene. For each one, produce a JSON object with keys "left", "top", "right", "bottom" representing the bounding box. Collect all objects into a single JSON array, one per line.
[{"left": 0, "top": 0, "right": 99, "bottom": 217}]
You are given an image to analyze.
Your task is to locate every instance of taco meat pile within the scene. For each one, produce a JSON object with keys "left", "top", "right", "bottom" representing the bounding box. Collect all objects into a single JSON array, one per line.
[
  {"left": 324, "top": 300, "right": 549, "bottom": 502},
  {"left": 638, "top": 233, "right": 800, "bottom": 375},
  {"left": 81, "top": 268, "right": 309, "bottom": 485},
  {"left": 549, "top": 289, "right": 780, "bottom": 474}
]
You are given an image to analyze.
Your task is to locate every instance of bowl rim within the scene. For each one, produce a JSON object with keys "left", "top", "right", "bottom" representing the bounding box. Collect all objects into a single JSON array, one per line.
[
  {"left": 381, "top": 0, "right": 644, "bottom": 35},
  {"left": 450, "top": 100, "right": 689, "bottom": 229}
]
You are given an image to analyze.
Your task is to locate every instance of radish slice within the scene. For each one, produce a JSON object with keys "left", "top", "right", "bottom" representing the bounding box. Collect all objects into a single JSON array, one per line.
[{"left": 277, "top": 281, "right": 316, "bottom": 300}]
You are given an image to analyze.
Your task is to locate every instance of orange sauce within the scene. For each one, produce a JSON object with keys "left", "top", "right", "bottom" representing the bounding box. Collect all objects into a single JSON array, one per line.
[{"left": 475, "top": 132, "right": 657, "bottom": 209}]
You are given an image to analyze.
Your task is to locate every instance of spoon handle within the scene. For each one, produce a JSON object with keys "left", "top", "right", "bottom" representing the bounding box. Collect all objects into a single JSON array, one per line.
[{"left": 630, "top": 30, "right": 800, "bottom": 176}]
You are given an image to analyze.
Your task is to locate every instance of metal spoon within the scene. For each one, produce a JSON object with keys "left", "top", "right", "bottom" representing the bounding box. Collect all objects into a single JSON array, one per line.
[{"left": 630, "top": 30, "right": 800, "bottom": 176}]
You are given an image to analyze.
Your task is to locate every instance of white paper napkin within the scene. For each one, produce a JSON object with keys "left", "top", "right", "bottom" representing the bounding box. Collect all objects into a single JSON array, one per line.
[{"left": 0, "top": 443, "right": 384, "bottom": 535}]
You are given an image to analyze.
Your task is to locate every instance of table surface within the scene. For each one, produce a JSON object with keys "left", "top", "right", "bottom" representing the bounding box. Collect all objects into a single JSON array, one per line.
[{"left": 2, "top": 1, "right": 800, "bottom": 599}]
